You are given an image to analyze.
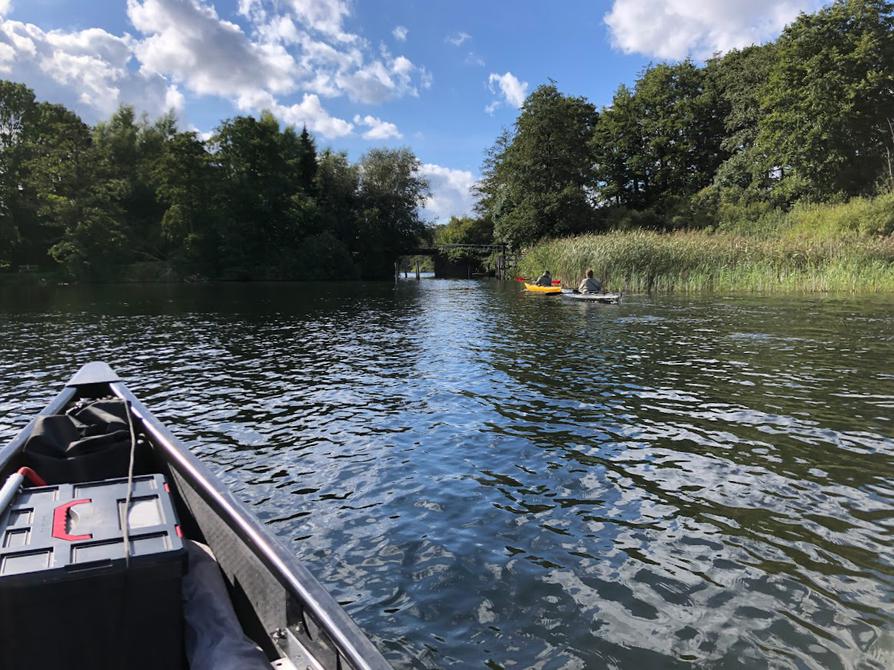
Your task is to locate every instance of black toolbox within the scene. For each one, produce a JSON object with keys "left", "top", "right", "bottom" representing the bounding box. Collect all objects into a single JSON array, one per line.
[{"left": 0, "top": 474, "right": 186, "bottom": 669}]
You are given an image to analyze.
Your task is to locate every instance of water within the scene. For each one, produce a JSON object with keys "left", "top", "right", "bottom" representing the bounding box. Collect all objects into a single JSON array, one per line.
[{"left": 1, "top": 280, "right": 892, "bottom": 669}]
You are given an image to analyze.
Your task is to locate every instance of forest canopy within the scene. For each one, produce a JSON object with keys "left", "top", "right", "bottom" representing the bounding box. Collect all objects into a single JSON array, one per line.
[{"left": 0, "top": 87, "right": 430, "bottom": 280}]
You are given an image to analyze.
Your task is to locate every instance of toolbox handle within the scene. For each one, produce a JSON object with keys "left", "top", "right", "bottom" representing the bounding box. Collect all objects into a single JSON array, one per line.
[{"left": 52, "top": 499, "right": 93, "bottom": 541}]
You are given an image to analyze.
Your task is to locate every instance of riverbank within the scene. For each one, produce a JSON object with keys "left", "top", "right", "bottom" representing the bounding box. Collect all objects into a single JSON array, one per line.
[
  {"left": 0, "top": 262, "right": 184, "bottom": 286},
  {"left": 519, "top": 227, "right": 894, "bottom": 293}
]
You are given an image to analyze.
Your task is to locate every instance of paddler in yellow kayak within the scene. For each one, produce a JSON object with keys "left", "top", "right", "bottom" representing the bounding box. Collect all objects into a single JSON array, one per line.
[{"left": 535, "top": 270, "right": 553, "bottom": 286}]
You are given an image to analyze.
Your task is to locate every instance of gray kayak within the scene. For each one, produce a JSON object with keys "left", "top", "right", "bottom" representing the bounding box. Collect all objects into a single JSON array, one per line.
[{"left": 560, "top": 291, "right": 622, "bottom": 303}]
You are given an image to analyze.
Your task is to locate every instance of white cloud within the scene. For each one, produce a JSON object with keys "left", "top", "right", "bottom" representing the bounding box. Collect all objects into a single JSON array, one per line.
[
  {"left": 0, "top": 42, "right": 14, "bottom": 72},
  {"left": 247, "top": 3, "right": 430, "bottom": 104},
  {"left": 392, "top": 25, "right": 408, "bottom": 42},
  {"left": 420, "top": 67, "right": 433, "bottom": 89},
  {"left": 234, "top": 89, "right": 352, "bottom": 138},
  {"left": 0, "top": 0, "right": 429, "bottom": 137},
  {"left": 604, "top": 0, "right": 827, "bottom": 60},
  {"left": 353, "top": 114, "right": 401, "bottom": 140},
  {"left": 0, "top": 1, "right": 9, "bottom": 18},
  {"left": 486, "top": 71, "right": 528, "bottom": 113},
  {"left": 0, "top": 19, "right": 179, "bottom": 119},
  {"left": 273, "top": 93, "right": 352, "bottom": 137},
  {"left": 128, "top": 0, "right": 297, "bottom": 99},
  {"left": 336, "top": 53, "right": 426, "bottom": 104},
  {"left": 125, "top": 0, "right": 372, "bottom": 136},
  {"left": 445, "top": 31, "right": 471, "bottom": 46},
  {"left": 164, "top": 85, "right": 184, "bottom": 110},
  {"left": 286, "top": 0, "right": 353, "bottom": 42},
  {"left": 337, "top": 60, "right": 398, "bottom": 104},
  {"left": 419, "top": 163, "right": 478, "bottom": 222},
  {"left": 465, "top": 51, "right": 485, "bottom": 67},
  {"left": 190, "top": 127, "right": 214, "bottom": 142},
  {"left": 287, "top": 32, "right": 363, "bottom": 97}
]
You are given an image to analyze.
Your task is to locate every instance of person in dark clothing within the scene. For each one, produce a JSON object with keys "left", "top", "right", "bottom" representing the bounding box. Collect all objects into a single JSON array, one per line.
[{"left": 535, "top": 270, "right": 553, "bottom": 286}]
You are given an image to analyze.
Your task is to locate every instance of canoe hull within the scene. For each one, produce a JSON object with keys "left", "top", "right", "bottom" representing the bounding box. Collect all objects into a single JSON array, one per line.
[{"left": 560, "top": 291, "right": 622, "bottom": 304}]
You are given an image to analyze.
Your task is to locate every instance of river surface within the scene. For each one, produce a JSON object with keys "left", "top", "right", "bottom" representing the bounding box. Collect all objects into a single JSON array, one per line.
[{"left": 1, "top": 280, "right": 893, "bottom": 669}]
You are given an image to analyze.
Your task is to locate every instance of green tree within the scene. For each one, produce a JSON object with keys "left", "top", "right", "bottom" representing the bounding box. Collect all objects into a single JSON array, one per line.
[
  {"left": 27, "top": 103, "right": 126, "bottom": 277},
  {"left": 0, "top": 81, "right": 37, "bottom": 268},
  {"left": 591, "top": 84, "right": 647, "bottom": 208},
  {"left": 706, "top": 44, "right": 778, "bottom": 195},
  {"left": 478, "top": 84, "right": 599, "bottom": 247},
  {"left": 434, "top": 216, "right": 494, "bottom": 262},
  {"left": 474, "top": 128, "right": 512, "bottom": 232},
  {"left": 433, "top": 215, "right": 494, "bottom": 263},
  {"left": 211, "top": 113, "right": 292, "bottom": 278},
  {"left": 357, "top": 148, "right": 429, "bottom": 278},
  {"left": 92, "top": 107, "right": 174, "bottom": 262},
  {"left": 280, "top": 125, "right": 317, "bottom": 195},
  {"left": 152, "top": 130, "right": 218, "bottom": 271},
  {"left": 434, "top": 215, "right": 494, "bottom": 246},
  {"left": 279, "top": 124, "right": 321, "bottom": 249},
  {"left": 630, "top": 62, "right": 727, "bottom": 209},
  {"left": 315, "top": 149, "right": 359, "bottom": 249},
  {"left": 756, "top": 0, "right": 894, "bottom": 200}
]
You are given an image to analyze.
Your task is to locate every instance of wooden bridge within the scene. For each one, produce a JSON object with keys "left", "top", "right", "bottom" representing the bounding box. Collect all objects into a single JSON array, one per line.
[{"left": 401, "top": 243, "right": 513, "bottom": 279}]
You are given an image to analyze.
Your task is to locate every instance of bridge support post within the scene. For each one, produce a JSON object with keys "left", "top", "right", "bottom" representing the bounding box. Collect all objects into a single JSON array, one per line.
[{"left": 415, "top": 260, "right": 420, "bottom": 280}]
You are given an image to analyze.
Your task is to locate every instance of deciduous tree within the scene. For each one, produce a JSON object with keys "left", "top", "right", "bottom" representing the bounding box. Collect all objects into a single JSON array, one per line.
[
  {"left": 478, "top": 84, "right": 599, "bottom": 247},
  {"left": 756, "top": 0, "right": 894, "bottom": 200}
]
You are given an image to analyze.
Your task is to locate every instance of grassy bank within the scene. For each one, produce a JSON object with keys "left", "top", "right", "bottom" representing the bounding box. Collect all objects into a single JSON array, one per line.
[
  {"left": 519, "top": 231, "right": 894, "bottom": 293},
  {"left": 518, "top": 194, "right": 894, "bottom": 293}
]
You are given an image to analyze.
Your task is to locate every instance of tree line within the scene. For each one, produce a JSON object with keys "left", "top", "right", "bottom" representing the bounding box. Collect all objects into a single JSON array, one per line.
[
  {"left": 0, "top": 84, "right": 430, "bottom": 279},
  {"left": 476, "top": 0, "right": 894, "bottom": 248}
]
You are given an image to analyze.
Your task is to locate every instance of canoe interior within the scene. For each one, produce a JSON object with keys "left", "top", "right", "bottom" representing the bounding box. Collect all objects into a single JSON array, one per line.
[{"left": 0, "top": 367, "right": 391, "bottom": 670}]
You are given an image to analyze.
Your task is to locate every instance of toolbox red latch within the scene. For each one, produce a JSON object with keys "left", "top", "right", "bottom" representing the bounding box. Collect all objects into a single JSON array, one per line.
[{"left": 51, "top": 499, "right": 93, "bottom": 541}]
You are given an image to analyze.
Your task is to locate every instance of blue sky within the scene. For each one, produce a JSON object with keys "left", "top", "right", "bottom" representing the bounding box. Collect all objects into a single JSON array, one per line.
[{"left": 0, "top": 0, "right": 825, "bottom": 221}]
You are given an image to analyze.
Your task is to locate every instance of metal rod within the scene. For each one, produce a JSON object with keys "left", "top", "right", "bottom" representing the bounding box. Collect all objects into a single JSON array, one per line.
[{"left": 0, "top": 472, "right": 24, "bottom": 518}]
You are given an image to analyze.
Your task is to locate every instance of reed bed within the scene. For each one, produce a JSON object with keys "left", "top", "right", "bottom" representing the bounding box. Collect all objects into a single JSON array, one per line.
[{"left": 518, "top": 230, "right": 894, "bottom": 293}]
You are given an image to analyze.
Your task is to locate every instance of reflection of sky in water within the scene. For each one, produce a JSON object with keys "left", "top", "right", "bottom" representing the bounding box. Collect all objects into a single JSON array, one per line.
[{"left": 1, "top": 282, "right": 892, "bottom": 669}]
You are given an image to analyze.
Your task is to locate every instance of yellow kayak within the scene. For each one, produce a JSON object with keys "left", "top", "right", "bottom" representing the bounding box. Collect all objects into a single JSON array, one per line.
[{"left": 524, "top": 282, "right": 562, "bottom": 294}]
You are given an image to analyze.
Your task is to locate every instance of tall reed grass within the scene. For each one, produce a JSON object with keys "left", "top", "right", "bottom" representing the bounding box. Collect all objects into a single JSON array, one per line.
[{"left": 518, "top": 230, "right": 894, "bottom": 293}]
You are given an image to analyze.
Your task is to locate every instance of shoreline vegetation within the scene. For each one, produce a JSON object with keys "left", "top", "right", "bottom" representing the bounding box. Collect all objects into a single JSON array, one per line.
[
  {"left": 520, "top": 229, "right": 894, "bottom": 294},
  {"left": 519, "top": 196, "right": 894, "bottom": 293},
  {"left": 475, "top": 0, "right": 894, "bottom": 294}
]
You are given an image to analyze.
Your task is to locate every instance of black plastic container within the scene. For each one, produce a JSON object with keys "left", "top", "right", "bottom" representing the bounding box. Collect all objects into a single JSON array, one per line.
[{"left": 0, "top": 474, "right": 186, "bottom": 670}]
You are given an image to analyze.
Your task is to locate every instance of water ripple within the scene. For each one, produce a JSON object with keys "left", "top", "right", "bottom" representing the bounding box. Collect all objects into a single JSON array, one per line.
[{"left": 1, "top": 282, "right": 892, "bottom": 668}]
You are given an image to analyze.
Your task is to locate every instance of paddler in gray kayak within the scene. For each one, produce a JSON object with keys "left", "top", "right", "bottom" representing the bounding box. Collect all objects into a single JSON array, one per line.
[{"left": 577, "top": 269, "right": 603, "bottom": 294}]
